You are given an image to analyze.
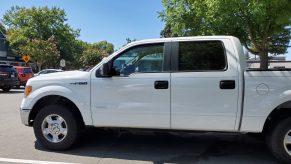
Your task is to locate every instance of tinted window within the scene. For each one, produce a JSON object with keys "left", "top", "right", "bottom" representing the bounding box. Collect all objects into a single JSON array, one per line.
[
  {"left": 179, "top": 41, "right": 226, "bottom": 71},
  {"left": 0, "top": 66, "right": 16, "bottom": 73},
  {"left": 23, "top": 68, "right": 33, "bottom": 73},
  {"left": 113, "top": 44, "right": 164, "bottom": 76}
]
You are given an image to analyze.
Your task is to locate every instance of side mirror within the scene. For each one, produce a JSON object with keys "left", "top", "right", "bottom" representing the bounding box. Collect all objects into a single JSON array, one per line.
[{"left": 99, "top": 63, "right": 111, "bottom": 77}]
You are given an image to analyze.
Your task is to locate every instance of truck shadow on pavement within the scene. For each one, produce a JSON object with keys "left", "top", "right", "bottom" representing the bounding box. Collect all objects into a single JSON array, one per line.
[{"left": 35, "top": 128, "right": 279, "bottom": 164}]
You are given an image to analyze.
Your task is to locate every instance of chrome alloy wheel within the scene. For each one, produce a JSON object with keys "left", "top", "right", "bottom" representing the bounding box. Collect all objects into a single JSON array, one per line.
[
  {"left": 41, "top": 114, "right": 68, "bottom": 143},
  {"left": 284, "top": 130, "right": 291, "bottom": 156}
]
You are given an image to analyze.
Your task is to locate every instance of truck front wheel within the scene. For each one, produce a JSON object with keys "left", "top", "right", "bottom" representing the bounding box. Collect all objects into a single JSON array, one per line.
[
  {"left": 267, "top": 117, "right": 291, "bottom": 163},
  {"left": 33, "top": 105, "right": 80, "bottom": 150}
]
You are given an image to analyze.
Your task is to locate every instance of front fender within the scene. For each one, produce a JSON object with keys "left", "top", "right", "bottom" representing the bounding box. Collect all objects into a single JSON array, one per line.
[{"left": 21, "top": 85, "right": 92, "bottom": 125}]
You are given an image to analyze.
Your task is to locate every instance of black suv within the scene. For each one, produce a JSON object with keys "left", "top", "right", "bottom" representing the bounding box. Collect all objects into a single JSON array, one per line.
[{"left": 0, "top": 64, "right": 20, "bottom": 92}]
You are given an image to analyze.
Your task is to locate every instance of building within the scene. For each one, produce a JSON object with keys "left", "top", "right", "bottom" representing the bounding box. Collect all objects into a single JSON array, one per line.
[
  {"left": 248, "top": 60, "right": 291, "bottom": 69},
  {"left": 0, "top": 31, "right": 26, "bottom": 66},
  {"left": 247, "top": 55, "right": 291, "bottom": 68},
  {"left": 0, "top": 31, "right": 8, "bottom": 62}
]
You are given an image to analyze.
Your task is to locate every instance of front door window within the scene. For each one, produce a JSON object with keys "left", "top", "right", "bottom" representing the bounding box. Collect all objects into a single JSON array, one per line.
[{"left": 112, "top": 44, "right": 164, "bottom": 76}]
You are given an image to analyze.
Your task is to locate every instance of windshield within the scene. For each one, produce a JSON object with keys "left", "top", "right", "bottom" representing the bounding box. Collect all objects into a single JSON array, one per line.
[{"left": 23, "top": 68, "right": 33, "bottom": 73}]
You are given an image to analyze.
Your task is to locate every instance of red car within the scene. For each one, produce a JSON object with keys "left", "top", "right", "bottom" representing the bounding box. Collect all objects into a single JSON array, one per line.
[{"left": 13, "top": 66, "right": 34, "bottom": 87}]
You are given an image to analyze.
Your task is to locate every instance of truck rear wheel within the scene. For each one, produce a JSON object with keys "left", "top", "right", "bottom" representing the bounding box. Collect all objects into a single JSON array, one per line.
[
  {"left": 267, "top": 117, "right": 291, "bottom": 163},
  {"left": 33, "top": 105, "right": 80, "bottom": 150}
]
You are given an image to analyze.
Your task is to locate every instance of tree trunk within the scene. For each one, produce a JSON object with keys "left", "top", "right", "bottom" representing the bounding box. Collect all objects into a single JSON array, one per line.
[
  {"left": 260, "top": 51, "right": 269, "bottom": 69},
  {"left": 37, "top": 63, "right": 42, "bottom": 72}
]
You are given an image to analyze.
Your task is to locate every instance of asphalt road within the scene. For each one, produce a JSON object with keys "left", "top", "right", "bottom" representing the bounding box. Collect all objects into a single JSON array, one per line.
[{"left": 0, "top": 89, "right": 280, "bottom": 164}]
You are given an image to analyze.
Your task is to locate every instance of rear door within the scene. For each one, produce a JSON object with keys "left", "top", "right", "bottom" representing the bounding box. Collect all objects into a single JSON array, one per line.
[{"left": 170, "top": 39, "right": 239, "bottom": 131}]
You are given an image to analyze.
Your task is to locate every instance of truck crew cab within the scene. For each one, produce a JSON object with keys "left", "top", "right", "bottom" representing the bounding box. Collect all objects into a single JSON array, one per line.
[{"left": 20, "top": 36, "right": 291, "bottom": 163}]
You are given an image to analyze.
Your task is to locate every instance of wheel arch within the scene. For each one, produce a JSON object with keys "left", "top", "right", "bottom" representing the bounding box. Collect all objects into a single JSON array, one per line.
[
  {"left": 263, "top": 100, "right": 291, "bottom": 133},
  {"left": 28, "top": 95, "right": 85, "bottom": 128}
]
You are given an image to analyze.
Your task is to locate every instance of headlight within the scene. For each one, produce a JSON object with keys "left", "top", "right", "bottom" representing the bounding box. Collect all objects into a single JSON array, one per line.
[{"left": 25, "top": 85, "right": 32, "bottom": 97}]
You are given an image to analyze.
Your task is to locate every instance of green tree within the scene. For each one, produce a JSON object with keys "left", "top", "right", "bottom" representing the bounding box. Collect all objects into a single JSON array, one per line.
[
  {"left": 69, "top": 39, "right": 87, "bottom": 69},
  {"left": 160, "top": 0, "right": 291, "bottom": 69},
  {"left": 2, "top": 6, "right": 79, "bottom": 67},
  {"left": 121, "top": 38, "right": 137, "bottom": 47},
  {"left": 0, "top": 22, "right": 6, "bottom": 34},
  {"left": 20, "top": 36, "right": 60, "bottom": 71},
  {"left": 126, "top": 38, "right": 137, "bottom": 44},
  {"left": 80, "top": 41, "right": 114, "bottom": 68}
]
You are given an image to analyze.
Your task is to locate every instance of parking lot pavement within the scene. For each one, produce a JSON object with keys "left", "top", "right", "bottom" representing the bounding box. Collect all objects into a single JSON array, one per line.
[{"left": 0, "top": 89, "right": 279, "bottom": 164}]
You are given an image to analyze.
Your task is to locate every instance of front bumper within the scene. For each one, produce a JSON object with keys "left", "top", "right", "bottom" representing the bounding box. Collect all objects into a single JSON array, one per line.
[
  {"left": 20, "top": 108, "right": 31, "bottom": 126},
  {"left": 20, "top": 97, "right": 34, "bottom": 126}
]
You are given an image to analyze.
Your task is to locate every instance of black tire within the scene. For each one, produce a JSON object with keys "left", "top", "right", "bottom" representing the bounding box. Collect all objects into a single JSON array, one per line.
[
  {"left": 33, "top": 105, "right": 80, "bottom": 150},
  {"left": 2, "top": 86, "right": 11, "bottom": 92},
  {"left": 266, "top": 117, "right": 291, "bottom": 164}
]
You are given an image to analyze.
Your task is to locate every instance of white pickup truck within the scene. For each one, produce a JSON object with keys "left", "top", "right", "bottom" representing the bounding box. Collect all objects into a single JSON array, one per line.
[{"left": 20, "top": 36, "right": 291, "bottom": 163}]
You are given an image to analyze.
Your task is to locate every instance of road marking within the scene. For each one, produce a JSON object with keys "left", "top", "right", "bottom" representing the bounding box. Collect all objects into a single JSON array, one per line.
[{"left": 0, "top": 157, "right": 79, "bottom": 164}]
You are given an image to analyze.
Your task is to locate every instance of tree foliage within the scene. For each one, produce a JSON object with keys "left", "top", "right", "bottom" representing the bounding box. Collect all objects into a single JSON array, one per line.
[
  {"left": 19, "top": 36, "right": 59, "bottom": 71},
  {"left": 121, "top": 38, "right": 137, "bottom": 47},
  {"left": 126, "top": 38, "right": 137, "bottom": 44},
  {"left": 2, "top": 6, "right": 79, "bottom": 67},
  {"left": 0, "top": 22, "right": 6, "bottom": 34},
  {"left": 69, "top": 39, "right": 87, "bottom": 68},
  {"left": 80, "top": 41, "right": 114, "bottom": 67},
  {"left": 160, "top": 0, "right": 291, "bottom": 69}
]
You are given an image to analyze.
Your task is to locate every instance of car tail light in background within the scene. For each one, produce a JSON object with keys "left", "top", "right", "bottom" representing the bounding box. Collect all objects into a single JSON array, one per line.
[{"left": 0, "top": 72, "right": 8, "bottom": 76}]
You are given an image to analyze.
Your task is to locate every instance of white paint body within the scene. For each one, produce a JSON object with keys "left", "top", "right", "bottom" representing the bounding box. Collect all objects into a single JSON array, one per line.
[{"left": 20, "top": 36, "right": 291, "bottom": 133}]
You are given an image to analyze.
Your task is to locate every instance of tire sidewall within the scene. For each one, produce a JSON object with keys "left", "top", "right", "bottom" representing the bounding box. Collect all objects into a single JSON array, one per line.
[
  {"left": 33, "top": 105, "right": 79, "bottom": 150},
  {"left": 268, "top": 118, "right": 291, "bottom": 163}
]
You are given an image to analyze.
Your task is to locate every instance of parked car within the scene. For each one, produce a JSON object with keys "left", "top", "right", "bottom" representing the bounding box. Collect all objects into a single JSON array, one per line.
[
  {"left": 0, "top": 64, "right": 20, "bottom": 91},
  {"left": 14, "top": 66, "right": 34, "bottom": 87},
  {"left": 20, "top": 36, "right": 291, "bottom": 163},
  {"left": 34, "top": 69, "right": 63, "bottom": 76}
]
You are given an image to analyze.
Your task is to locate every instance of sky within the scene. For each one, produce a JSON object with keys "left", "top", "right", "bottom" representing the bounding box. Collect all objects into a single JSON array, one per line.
[
  {"left": 0, "top": 0, "right": 165, "bottom": 49},
  {"left": 0, "top": 0, "right": 290, "bottom": 59}
]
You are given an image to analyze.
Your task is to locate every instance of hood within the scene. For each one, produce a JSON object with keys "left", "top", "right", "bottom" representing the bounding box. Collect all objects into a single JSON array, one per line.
[{"left": 31, "top": 70, "right": 90, "bottom": 81}]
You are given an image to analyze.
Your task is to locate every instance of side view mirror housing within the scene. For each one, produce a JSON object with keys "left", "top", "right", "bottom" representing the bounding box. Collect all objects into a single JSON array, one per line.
[{"left": 99, "top": 63, "right": 111, "bottom": 77}]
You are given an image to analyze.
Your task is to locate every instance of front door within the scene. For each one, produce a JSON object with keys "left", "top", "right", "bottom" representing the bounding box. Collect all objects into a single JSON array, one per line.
[{"left": 91, "top": 43, "right": 171, "bottom": 129}]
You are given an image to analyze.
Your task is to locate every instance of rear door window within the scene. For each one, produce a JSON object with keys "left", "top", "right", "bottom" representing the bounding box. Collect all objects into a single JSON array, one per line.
[{"left": 178, "top": 41, "right": 226, "bottom": 71}]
